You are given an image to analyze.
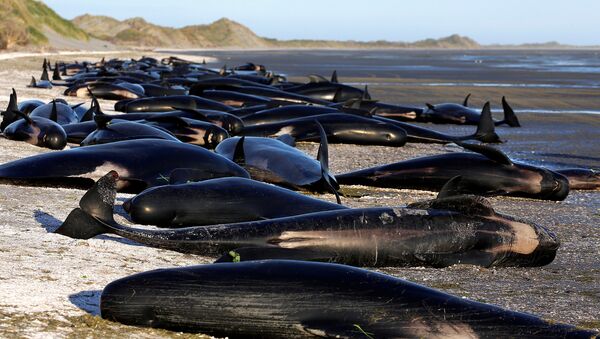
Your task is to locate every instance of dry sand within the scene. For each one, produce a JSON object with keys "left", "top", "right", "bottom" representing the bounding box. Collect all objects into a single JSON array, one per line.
[{"left": 0, "top": 52, "right": 597, "bottom": 338}]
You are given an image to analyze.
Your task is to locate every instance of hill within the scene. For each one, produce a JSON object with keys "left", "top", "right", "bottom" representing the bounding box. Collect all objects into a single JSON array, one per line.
[
  {"left": 0, "top": 0, "right": 88, "bottom": 49},
  {"left": 73, "top": 14, "right": 481, "bottom": 49},
  {"left": 72, "top": 15, "right": 272, "bottom": 49}
]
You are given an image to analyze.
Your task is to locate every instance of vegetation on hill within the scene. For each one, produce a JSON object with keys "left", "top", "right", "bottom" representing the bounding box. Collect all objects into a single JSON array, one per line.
[{"left": 0, "top": 0, "right": 88, "bottom": 49}]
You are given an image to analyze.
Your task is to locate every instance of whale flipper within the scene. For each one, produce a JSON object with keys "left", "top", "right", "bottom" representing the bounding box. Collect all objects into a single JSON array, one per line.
[
  {"left": 170, "top": 108, "right": 211, "bottom": 123},
  {"left": 437, "top": 176, "right": 464, "bottom": 199},
  {"left": 501, "top": 96, "right": 521, "bottom": 127}
]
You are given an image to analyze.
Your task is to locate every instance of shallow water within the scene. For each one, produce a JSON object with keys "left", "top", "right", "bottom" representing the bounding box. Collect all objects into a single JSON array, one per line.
[{"left": 172, "top": 49, "right": 600, "bottom": 86}]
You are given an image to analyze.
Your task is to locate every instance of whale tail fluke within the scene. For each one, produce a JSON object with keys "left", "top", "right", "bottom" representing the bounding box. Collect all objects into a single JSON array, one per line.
[
  {"left": 54, "top": 208, "right": 110, "bottom": 239},
  {"left": 501, "top": 96, "right": 521, "bottom": 127},
  {"left": 473, "top": 102, "right": 501, "bottom": 143},
  {"left": 54, "top": 171, "right": 118, "bottom": 239}
]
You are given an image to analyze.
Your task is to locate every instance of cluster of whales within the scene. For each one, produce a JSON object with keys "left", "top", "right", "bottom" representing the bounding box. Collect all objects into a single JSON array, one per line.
[{"left": 1, "top": 56, "right": 598, "bottom": 338}]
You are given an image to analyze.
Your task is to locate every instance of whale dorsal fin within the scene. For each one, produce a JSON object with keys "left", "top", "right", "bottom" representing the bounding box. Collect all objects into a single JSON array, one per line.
[
  {"left": 93, "top": 111, "right": 113, "bottom": 129},
  {"left": 363, "top": 85, "right": 371, "bottom": 100},
  {"left": 41, "top": 65, "right": 50, "bottom": 81},
  {"left": 7, "top": 88, "right": 18, "bottom": 112},
  {"left": 49, "top": 100, "right": 58, "bottom": 122},
  {"left": 330, "top": 70, "right": 338, "bottom": 83},
  {"left": 463, "top": 93, "right": 471, "bottom": 107},
  {"left": 473, "top": 102, "right": 501, "bottom": 143},
  {"left": 315, "top": 120, "right": 341, "bottom": 204},
  {"left": 233, "top": 136, "right": 246, "bottom": 166},
  {"left": 501, "top": 96, "right": 521, "bottom": 127},
  {"left": 29, "top": 76, "right": 37, "bottom": 87},
  {"left": 455, "top": 141, "right": 512, "bottom": 165},
  {"left": 52, "top": 62, "right": 62, "bottom": 81},
  {"left": 80, "top": 90, "right": 99, "bottom": 122},
  {"left": 426, "top": 103, "right": 436, "bottom": 111}
]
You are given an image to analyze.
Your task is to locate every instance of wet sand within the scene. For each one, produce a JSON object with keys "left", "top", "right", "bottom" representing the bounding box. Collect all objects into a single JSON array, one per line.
[{"left": 0, "top": 51, "right": 598, "bottom": 337}]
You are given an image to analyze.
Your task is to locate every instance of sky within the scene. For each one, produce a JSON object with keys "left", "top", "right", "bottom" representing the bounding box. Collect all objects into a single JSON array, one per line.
[{"left": 43, "top": 0, "right": 600, "bottom": 45}]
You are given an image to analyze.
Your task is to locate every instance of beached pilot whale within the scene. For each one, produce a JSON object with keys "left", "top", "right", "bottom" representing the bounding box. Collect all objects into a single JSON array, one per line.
[
  {"left": 80, "top": 114, "right": 181, "bottom": 146},
  {"left": 116, "top": 108, "right": 244, "bottom": 135},
  {"left": 337, "top": 141, "right": 570, "bottom": 201},
  {"left": 114, "top": 95, "right": 235, "bottom": 113},
  {"left": 55, "top": 171, "right": 560, "bottom": 268},
  {"left": 283, "top": 70, "right": 367, "bottom": 102},
  {"left": 240, "top": 113, "right": 407, "bottom": 147},
  {"left": 216, "top": 121, "right": 340, "bottom": 201},
  {"left": 0, "top": 139, "right": 249, "bottom": 193},
  {"left": 421, "top": 94, "right": 521, "bottom": 127},
  {"left": 64, "top": 81, "right": 145, "bottom": 100},
  {"left": 99, "top": 260, "right": 598, "bottom": 338},
  {"left": 123, "top": 177, "right": 346, "bottom": 227},
  {"left": 242, "top": 101, "right": 500, "bottom": 144},
  {"left": 2, "top": 109, "right": 67, "bottom": 150},
  {"left": 27, "top": 64, "right": 53, "bottom": 89}
]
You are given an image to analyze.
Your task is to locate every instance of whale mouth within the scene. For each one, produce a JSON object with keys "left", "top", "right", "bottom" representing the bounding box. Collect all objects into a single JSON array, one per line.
[{"left": 541, "top": 170, "right": 570, "bottom": 201}]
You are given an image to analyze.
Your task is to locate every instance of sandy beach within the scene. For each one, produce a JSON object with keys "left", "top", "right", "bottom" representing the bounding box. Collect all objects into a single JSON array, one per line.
[{"left": 0, "top": 51, "right": 598, "bottom": 337}]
